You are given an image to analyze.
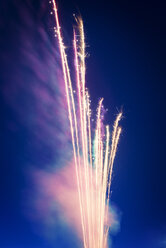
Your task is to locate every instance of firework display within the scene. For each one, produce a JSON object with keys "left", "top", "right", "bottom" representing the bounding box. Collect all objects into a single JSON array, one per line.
[{"left": 52, "top": 1, "right": 122, "bottom": 247}]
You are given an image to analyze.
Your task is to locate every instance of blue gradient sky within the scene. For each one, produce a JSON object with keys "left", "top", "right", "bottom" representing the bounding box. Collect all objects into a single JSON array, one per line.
[{"left": 0, "top": 0, "right": 166, "bottom": 247}]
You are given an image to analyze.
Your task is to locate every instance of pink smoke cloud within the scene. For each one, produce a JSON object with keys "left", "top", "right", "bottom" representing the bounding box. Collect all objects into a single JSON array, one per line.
[{"left": 32, "top": 160, "right": 120, "bottom": 243}]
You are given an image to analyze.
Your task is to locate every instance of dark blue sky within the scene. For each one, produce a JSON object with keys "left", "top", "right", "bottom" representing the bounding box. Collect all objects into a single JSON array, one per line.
[{"left": 0, "top": 0, "right": 166, "bottom": 247}]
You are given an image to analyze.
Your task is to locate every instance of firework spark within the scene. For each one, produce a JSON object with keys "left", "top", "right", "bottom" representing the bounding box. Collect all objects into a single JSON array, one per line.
[{"left": 52, "top": 1, "right": 122, "bottom": 247}]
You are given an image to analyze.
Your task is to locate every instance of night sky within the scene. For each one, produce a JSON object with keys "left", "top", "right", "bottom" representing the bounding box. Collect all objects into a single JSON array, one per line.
[{"left": 0, "top": 0, "right": 166, "bottom": 247}]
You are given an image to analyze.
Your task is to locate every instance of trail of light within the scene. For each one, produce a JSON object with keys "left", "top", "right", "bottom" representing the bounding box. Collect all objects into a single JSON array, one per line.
[
  {"left": 63, "top": 33, "right": 88, "bottom": 245},
  {"left": 73, "top": 28, "right": 88, "bottom": 247},
  {"left": 95, "top": 98, "right": 103, "bottom": 247},
  {"left": 100, "top": 125, "right": 110, "bottom": 247},
  {"left": 107, "top": 112, "right": 122, "bottom": 203},
  {"left": 95, "top": 98, "right": 103, "bottom": 186},
  {"left": 52, "top": 2, "right": 122, "bottom": 247},
  {"left": 78, "top": 19, "right": 92, "bottom": 247},
  {"left": 52, "top": 2, "right": 87, "bottom": 247},
  {"left": 105, "top": 126, "right": 122, "bottom": 247},
  {"left": 86, "top": 91, "right": 95, "bottom": 248},
  {"left": 75, "top": 17, "right": 94, "bottom": 247},
  {"left": 104, "top": 114, "right": 122, "bottom": 246}
]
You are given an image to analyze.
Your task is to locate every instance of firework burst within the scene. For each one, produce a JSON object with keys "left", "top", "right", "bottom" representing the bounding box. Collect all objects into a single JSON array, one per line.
[{"left": 51, "top": 1, "right": 122, "bottom": 247}]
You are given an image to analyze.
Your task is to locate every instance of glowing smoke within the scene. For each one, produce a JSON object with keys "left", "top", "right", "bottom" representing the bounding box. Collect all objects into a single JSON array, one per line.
[{"left": 33, "top": 161, "right": 120, "bottom": 240}]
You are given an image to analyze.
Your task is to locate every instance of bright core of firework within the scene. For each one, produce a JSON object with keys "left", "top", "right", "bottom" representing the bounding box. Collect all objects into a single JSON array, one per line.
[{"left": 52, "top": 1, "right": 122, "bottom": 247}]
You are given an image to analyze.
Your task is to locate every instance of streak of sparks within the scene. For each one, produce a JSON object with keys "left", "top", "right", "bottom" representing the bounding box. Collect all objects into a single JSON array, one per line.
[{"left": 52, "top": 1, "right": 122, "bottom": 247}]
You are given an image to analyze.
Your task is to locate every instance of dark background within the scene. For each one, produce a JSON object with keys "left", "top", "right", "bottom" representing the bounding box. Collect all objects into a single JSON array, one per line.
[{"left": 0, "top": 0, "right": 166, "bottom": 247}]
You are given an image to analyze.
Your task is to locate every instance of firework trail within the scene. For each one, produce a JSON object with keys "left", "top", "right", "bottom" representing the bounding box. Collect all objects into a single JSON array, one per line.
[{"left": 51, "top": 1, "right": 122, "bottom": 247}]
